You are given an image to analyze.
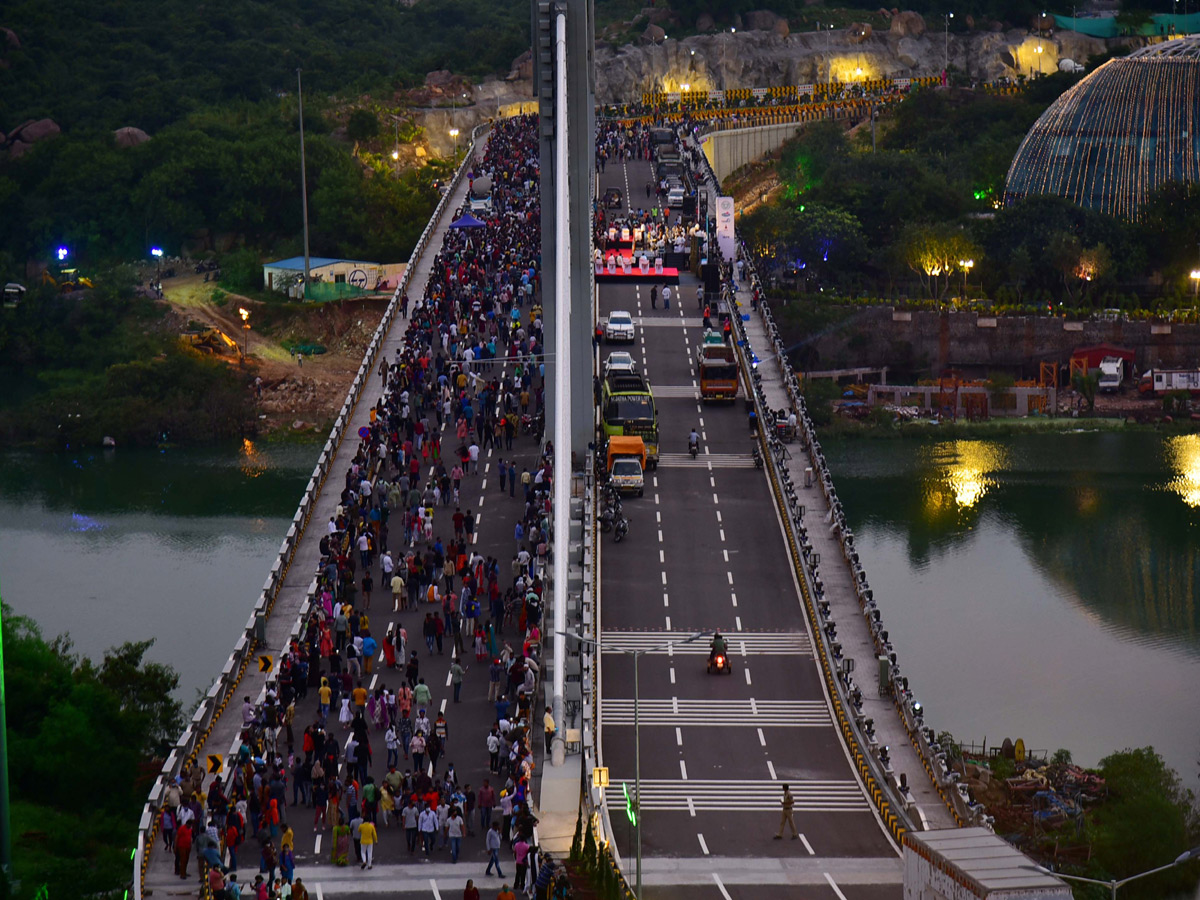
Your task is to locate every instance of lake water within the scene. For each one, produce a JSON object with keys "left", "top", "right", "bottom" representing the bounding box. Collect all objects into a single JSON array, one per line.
[
  {"left": 0, "top": 441, "right": 315, "bottom": 702},
  {"left": 824, "top": 430, "right": 1200, "bottom": 787}
]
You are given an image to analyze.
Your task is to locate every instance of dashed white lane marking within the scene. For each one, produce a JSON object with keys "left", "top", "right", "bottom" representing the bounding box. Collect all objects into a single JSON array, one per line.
[
  {"left": 439, "top": 698, "right": 446, "bottom": 714},
  {"left": 723, "top": 549, "right": 729, "bottom": 563},
  {"left": 670, "top": 667, "right": 676, "bottom": 684},
  {"left": 688, "top": 796, "right": 697, "bottom": 817},
  {"left": 735, "top": 615, "right": 743, "bottom": 631},
  {"left": 665, "top": 615, "right": 672, "bottom": 629},
  {"left": 744, "top": 667, "right": 752, "bottom": 685},
  {"left": 659, "top": 549, "right": 665, "bottom": 563},
  {"left": 719, "top": 529, "right": 726, "bottom": 541},
  {"left": 699, "top": 417, "right": 705, "bottom": 427},
  {"left": 800, "top": 833, "right": 816, "bottom": 855},
  {"left": 824, "top": 873, "right": 850, "bottom": 900},
  {"left": 709, "top": 476, "right": 716, "bottom": 488},
  {"left": 713, "top": 873, "right": 733, "bottom": 900},
  {"left": 716, "top": 511, "right": 722, "bottom": 523},
  {"left": 757, "top": 727, "right": 767, "bottom": 746},
  {"left": 661, "top": 572, "right": 667, "bottom": 585},
  {"left": 680, "top": 759, "right": 688, "bottom": 780},
  {"left": 481, "top": 479, "right": 487, "bottom": 489},
  {"left": 370, "top": 674, "right": 378, "bottom": 690},
  {"left": 656, "top": 511, "right": 661, "bottom": 523},
  {"left": 431, "top": 878, "right": 444, "bottom": 900},
  {"left": 698, "top": 833, "right": 710, "bottom": 856},
  {"left": 654, "top": 494, "right": 660, "bottom": 505},
  {"left": 767, "top": 760, "right": 778, "bottom": 780},
  {"left": 315, "top": 883, "right": 324, "bottom": 900},
  {"left": 676, "top": 727, "right": 683, "bottom": 746},
  {"left": 445, "top": 669, "right": 453, "bottom": 687},
  {"left": 712, "top": 493, "right": 719, "bottom": 504},
  {"left": 726, "top": 572, "right": 734, "bottom": 585},
  {"left": 658, "top": 531, "right": 664, "bottom": 544},
  {"left": 730, "top": 591, "right": 737, "bottom": 607},
  {"left": 314, "top": 833, "right": 322, "bottom": 855}
]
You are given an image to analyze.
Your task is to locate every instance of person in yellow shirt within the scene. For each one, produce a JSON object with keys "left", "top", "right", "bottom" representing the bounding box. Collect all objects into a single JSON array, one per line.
[
  {"left": 359, "top": 819, "right": 378, "bottom": 869},
  {"left": 318, "top": 678, "right": 332, "bottom": 726},
  {"left": 380, "top": 784, "right": 396, "bottom": 826}
]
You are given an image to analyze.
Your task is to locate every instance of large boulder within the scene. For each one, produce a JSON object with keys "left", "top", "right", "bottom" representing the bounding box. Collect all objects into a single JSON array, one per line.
[
  {"left": 890, "top": 10, "right": 926, "bottom": 36},
  {"left": 848, "top": 22, "right": 873, "bottom": 42},
  {"left": 114, "top": 126, "right": 151, "bottom": 148},
  {"left": 8, "top": 140, "right": 31, "bottom": 159},
  {"left": 742, "top": 10, "right": 782, "bottom": 32},
  {"left": 11, "top": 118, "right": 60, "bottom": 145},
  {"left": 425, "top": 70, "right": 454, "bottom": 88},
  {"left": 643, "top": 6, "right": 673, "bottom": 25},
  {"left": 509, "top": 49, "right": 533, "bottom": 81},
  {"left": 695, "top": 12, "right": 715, "bottom": 31},
  {"left": 896, "top": 36, "right": 925, "bottom": 68},
  {"left": 643, "top": 24, "right": 666, "bottom": 43}
]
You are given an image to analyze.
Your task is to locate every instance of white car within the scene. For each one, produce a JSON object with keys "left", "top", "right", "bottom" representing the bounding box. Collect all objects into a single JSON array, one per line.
[
  {"left": 604, "top": 310, "right": 635, "bottom": 343},
  {"left": 605, "top": 351, "right": 637, "bottom": 377}
]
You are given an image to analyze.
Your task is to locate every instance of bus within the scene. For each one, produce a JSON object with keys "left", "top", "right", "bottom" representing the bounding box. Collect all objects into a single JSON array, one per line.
[{"left": 601, "top": 372, "right": 659, "bottom": 468}]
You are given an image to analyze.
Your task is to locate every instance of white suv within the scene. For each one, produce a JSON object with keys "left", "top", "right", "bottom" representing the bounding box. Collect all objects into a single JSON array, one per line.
[{"left": 604, "top": 310, "right": 635, "bottom": 343}]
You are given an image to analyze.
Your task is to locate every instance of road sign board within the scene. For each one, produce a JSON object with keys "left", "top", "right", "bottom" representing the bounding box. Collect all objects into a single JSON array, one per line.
[
  {"left": 207, "top": 754, "right": 223, "bottom": 774},
  {"left": 259, "top": 654, "right": 273, "bottom": 673},
  {"left": 592, "top": 766, "right": 610, "bottom": 788}
]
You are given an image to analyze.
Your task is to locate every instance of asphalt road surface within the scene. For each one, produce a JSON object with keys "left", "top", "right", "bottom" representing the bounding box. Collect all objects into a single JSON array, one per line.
[{"left": 594, "top": 152, "right": 902, "bottom": 899}]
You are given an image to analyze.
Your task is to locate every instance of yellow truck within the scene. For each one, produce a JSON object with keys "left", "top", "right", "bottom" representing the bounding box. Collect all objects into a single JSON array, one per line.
[{"left": 607, "top": 435, "right": 646, "bottom": 496}]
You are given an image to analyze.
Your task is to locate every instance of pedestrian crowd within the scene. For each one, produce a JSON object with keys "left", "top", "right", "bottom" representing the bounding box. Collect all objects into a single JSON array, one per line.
[{"left": 157, "top": 114, "right": 569, "bottom": 900}]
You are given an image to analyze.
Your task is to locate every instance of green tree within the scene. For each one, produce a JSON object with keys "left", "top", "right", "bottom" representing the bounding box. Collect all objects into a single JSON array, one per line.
[{"left": 346, "top": 108, "right": 381, "bottom": 143}]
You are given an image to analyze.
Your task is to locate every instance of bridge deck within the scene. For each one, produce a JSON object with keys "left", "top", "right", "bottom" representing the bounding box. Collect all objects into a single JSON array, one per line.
[{"left": 142, "top": 166, "right": 479, "bottom": 895}]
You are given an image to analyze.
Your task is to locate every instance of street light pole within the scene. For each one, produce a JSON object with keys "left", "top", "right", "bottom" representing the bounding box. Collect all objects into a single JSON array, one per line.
[
  {"left": 943, "top": 13, "right": 953, "bottom": 74},
  {"left": 560, "top": 629, "right": 710, "bottom": 900},
  {"left": 1031, "top": 847, "right": 1200, "bottom": 899},
  {"left": 297, "top": 68, "right": 312, "bottom": 300}
]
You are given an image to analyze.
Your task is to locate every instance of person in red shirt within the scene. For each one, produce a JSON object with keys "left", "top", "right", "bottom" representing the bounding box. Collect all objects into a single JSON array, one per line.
[
  {"left": 463, "top": 878, "right": 481, "bottom": 900},
  {"left": 174, "top": 821, "right": 193, "bottom": 878}
]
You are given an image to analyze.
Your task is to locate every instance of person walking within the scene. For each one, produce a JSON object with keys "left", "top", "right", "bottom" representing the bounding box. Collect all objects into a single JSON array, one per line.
[
  {"left": 485, "top": 821, "right": 505, "bottom": 876},
  {"left": 774, "top": 783, "right": 799, "bottom": 839},
  {"left": 359, "top": 818, "right": 378, "bottom": 869},
  {"left": 662, "top": 284, "right": 671, "bottom": 309},
  {"left": 419, "top": 803, "right": 439, "bottom": 856},
  {"left": 447, "top": 806, "right": 466, "bottom": 862},
  {"left": 649, "top": 285, "right": 658, "bottom": 309},
  {"left": 543, "top": 706, "right": 556, "bottom": 756}
]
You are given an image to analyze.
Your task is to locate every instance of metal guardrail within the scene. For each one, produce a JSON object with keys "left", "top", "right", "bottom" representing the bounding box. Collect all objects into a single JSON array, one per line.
[{"left": 131, "top": 121, "right": 492, "bottom": 900}]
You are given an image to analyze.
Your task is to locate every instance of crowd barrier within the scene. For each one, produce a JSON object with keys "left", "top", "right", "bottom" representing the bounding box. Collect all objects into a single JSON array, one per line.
[{"left": 132, "top": 120, "right": 493, "bottom": 900}]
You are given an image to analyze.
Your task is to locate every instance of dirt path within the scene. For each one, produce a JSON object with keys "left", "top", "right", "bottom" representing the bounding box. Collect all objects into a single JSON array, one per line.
[{"left": 162, "top": 273, "right": 389, "bottom": 434}]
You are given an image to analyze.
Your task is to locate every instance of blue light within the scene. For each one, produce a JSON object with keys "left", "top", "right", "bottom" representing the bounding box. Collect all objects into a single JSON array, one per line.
[
  {"left": 150, "top": 247, "right": 164, "bottom": 258},
  {"left": 56, "top": 246, "right": 69, "bottom": 261}
]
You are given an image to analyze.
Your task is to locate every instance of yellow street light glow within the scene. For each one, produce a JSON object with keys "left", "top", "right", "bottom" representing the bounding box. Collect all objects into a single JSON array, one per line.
[
  {"left": 681, "top": 83, "right": 690, "bottom": 91},
  {"left": 959, "top": 259, "right": 974, "bottom": 270},
  {"left": 1035, "top": 44, "right": 1044, "bottom": 53},
  {"left": 1190, "top": 270, "right": 1200, "bottom": 280},
  {"left": 392, "top": 149, "right": 399, "bottom": 160},
  {"left": 448, "top": 128, "right": 460, "bottom": 137},
  {"left": 238, "top": 307, "right": 250, "bottom": 323}
]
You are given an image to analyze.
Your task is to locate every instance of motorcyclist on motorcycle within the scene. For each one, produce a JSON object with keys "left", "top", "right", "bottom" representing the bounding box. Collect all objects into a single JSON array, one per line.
[
  {"left": 710, "top": 631, "right": 727, "bottom": 661},
  {"left": 688, "top": 428, "right": 700, "bottom": 457}
]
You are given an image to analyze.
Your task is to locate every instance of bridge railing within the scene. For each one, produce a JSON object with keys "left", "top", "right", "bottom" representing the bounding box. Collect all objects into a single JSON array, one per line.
[
  {"left": 685, "top": 129, "right": 978, "bottom": 833},
  {"left": 131, "top": 120, "right": 492, "bottom": 900}
]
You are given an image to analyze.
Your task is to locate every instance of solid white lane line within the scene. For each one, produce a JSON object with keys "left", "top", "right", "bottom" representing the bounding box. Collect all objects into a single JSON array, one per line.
[{"left": 824, "top": 873, "right": 849, "bottom": 900}]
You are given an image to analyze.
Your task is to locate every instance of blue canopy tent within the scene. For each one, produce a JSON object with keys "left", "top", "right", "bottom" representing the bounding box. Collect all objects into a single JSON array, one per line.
[{"left": 449, "top": 213, "right": 486, "bottom": 229}]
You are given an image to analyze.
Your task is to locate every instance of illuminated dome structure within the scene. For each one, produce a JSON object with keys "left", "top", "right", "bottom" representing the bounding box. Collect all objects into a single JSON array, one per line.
[{"left": 1005, "top": 38, "right": 1200, "bottom": 219}]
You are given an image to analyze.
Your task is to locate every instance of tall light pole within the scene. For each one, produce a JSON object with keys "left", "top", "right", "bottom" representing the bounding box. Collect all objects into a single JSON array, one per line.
[
  {"left": 1189, "top": 268, "right": 1200, "bottom": 310},
  {"left": 296, "top": 68, "right": 312, "bottom": 300},
  {"left": 239, "top": 307, "right": 251, "bottom": 360},
  {"left": 959, "top": 259, "right": 974, "bottom": 297},
  {"left": 0, "top": 604, "right": 12, "bottom": 885},
  {"left": 449, "top": 128, "right": 460, "bottom": 155},
  {"left": 1028, "top": 848, "right": 1200, "bottom": 899},
  {"left": 561, "top": 629, "right": 710, "bottom": 900},
  {"left": 943, "top": 12, "right": 953, "bottom": 74}
]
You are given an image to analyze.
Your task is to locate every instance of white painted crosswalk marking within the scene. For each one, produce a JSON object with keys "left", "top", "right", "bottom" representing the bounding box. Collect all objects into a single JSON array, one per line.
[
  {"left": 601, "top": 631, "right": 812, "bottom": 655},
  {"left": 602, "top": 698, "right": 832, "bottom": 727},
  {"left": 604, "top": 778, "right": 871, "bottom": 813},
  {"left": 658, "top": 452, "right": 755, "bottom": 468}
]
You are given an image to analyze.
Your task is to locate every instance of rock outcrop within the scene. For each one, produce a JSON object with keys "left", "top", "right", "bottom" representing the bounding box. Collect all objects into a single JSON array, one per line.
[
  {"left": 114, "top": 126, "right": 151, "bottom": 148},
  {"left": 593, "top": 25, "right": 1113, "bottom": 102}
]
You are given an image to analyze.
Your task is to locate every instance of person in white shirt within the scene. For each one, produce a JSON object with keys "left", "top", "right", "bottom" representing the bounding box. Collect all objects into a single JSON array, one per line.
[{"left": 418, "top": 805, "right": 438, "bottom": 856}]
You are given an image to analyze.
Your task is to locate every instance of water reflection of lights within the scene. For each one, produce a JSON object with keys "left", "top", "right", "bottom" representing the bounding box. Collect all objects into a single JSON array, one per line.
[
  {"left": 1164, "top": 434, "right": 1200, "bottom": 507},
  {"left": 923, "top": 441, "right": 1008, "bottom": 511},
  {"left": 240, "top": 438, "right": 266, "bottom": 478}
]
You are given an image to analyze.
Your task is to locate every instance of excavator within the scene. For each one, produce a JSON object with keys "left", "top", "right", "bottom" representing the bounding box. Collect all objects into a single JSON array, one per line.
[
  {"left": 180, "top": 327, "right": 241, "bottom": 357},
  {"left": 41, "top": 269, "right": 95, "bottom": 292}
]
